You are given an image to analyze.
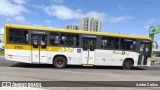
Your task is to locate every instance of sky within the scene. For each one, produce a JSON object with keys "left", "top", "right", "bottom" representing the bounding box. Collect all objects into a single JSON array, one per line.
[{"left": 0, "top": 0, "right": 160, "bottom": 41}]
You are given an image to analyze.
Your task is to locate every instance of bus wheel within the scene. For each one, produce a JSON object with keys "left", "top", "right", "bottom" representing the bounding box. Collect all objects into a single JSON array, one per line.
[
  {"left": 53, "top": 56, "right": 67, "bottom": 69},
  {"left": 122, "top": 60, "right": 132, "bottom": 70}
]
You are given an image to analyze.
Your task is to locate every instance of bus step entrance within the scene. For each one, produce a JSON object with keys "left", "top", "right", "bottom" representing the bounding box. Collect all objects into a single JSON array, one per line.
[{"left": 83, "top": 64, "right": 93, "bottom": 66}]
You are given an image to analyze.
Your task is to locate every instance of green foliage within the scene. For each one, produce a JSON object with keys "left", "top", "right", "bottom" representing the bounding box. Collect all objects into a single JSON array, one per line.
[{"left": 0, "top": 50, "right": 4, "bottom": 56}]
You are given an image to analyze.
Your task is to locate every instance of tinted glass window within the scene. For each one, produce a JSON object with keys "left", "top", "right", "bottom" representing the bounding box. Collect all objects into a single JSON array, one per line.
[
  {"left": 101, "top": 37, "right": 119, "bottom": 49},
  {"left": 120, "top": 38, "right": 136, "bottom": 51},
  {"left": 60, "top": 33, "right": 79, "bottom": 47},
  {"left": 83, "top": 39, "right": 96, "bottom": 51},
  {"left": 50, "top": 32, "right": 59, "bottom": 45},
  {"left": 8, "top": 29, "right": 28, "bottom": 44},
  {"left": 41, "top": 35, "right": 47, "bottom": 48}
]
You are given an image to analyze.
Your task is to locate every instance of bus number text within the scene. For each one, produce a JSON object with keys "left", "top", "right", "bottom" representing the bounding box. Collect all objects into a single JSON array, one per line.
[{"left": 15, "top": 46, "right": 23, "bottom": 49}]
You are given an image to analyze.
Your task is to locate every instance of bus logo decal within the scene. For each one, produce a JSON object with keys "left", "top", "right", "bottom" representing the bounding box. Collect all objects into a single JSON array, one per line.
[
  {"left": 59, "top": 47, "right": 74, "bottom": 52},
  {"left": 122, "top": 52, "right": 125, "bottom": 55}
]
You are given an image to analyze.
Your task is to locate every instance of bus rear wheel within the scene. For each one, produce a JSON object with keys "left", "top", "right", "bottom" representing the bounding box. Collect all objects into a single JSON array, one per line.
[
  {"left": 53, "top": 56, "right": 67, "bottom": 69},
  {"left": 122, "top": 60, "right": 132, "bottom": 70}
]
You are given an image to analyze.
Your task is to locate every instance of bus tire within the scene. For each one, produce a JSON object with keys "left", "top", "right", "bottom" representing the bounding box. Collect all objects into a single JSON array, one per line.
[
  {"left": 122, "top": 60, "right": 132, "bottom": 70},
  {"left": 53, "top": 56, "right": 67, "bottom": 69}
]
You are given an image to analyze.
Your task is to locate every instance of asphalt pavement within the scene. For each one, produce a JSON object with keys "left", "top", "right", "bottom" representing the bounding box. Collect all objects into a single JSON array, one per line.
[{"left": 0, "top": 56, "right": 160, "bottom": 90}]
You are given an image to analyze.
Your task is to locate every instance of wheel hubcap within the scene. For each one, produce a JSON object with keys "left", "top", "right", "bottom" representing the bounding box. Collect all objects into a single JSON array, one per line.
[
  {"left": 125, "top": 62, "right": 130, "bottom": 67},
  {"left": 57, "top": 60, "right": 63, "bottom": 65}
]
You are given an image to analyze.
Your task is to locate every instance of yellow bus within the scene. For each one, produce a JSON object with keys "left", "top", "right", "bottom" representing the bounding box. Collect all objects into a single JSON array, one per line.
[{"left": 4, "top": 24, "right": 152, "bottom": 69}]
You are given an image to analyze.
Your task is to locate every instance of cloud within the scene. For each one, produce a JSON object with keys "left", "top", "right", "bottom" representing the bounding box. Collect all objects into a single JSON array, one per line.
[
  {"left": 53, "top": 0, "right": 64, "bottom": 4},
  {"left": 44, "top": 4, "right": 106, "bottom": 21},
  {"left": 144, "top": 18, "right": 160, "bottom": 29},
  {"left": 0, "top": 28, "right": 4, "bottom": 34},
  {"left": 144, "top": 25, "right": 150, "bottom": 30},
  {"left": 6, "top": 18, "right": 12, "bottom": 21},
  {"left": 13, "top": 16, "right": 25, "bottom": 22},
  {"left": 0, "top": 0, "right": 29, "bottom": 22},
  {"left": 43, "top": 4, "right": 134, "bottom": 23},
  {"left": 86, "top": 11, "right": 106, "bottom": 21},
  {"left": 0, "top": 0, "right": 29, "bottom": 16},
  {"left": 107, "top": 16, "right": 134, "bottom": 23},
  {"left": 45, "top": 20, "right": 52, "bottom": 23},
  {"left": 12, "top": 0, "right": 27, "bottom": 5}
]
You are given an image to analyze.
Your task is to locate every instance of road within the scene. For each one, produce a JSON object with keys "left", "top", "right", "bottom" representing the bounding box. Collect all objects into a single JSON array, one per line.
[{"left": 0, "top": 56, "right": 160, "bottom": 90}]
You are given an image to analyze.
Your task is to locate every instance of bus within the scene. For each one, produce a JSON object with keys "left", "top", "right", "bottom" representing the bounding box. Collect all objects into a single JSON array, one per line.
[{"left": 4, "top": 24, "right": 152, "bottom": 69}]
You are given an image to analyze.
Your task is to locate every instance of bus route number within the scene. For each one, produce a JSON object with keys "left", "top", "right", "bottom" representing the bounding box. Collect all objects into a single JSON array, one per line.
[{"left": 15, "top": 46, "right": 23, "bottom": 49}]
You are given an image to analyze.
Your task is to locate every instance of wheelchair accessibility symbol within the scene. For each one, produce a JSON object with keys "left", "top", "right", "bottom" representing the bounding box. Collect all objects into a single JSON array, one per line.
[{"left": 77, "top": 49, "right": 81, "bottom": 53}]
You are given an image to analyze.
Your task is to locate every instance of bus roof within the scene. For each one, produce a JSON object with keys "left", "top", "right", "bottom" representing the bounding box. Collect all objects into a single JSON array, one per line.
[{"left": 4, "top": 24, "right": 152, "bottom": 41}]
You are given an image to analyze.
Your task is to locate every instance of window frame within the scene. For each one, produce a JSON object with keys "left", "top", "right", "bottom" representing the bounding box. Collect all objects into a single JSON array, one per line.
[
  {"left": 101, "top": 36, "right": 120, "bottom": 50},
  {"left": 7, "top": 28, "right": 29, "bottom": 45},
  {"left": 120, "top": 38, "right": 137, "bottom": 51},
  {"left": 49, "top": 32, "right": 60, "bottom": 46},
  {"left": 60, "top": 33, "right": 80, "bottom": 47}
]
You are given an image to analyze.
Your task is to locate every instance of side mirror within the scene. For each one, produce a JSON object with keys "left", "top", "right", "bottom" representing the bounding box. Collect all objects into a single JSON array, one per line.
[{"left": 153, "top": 41, "right": 158, "bottom": 49}]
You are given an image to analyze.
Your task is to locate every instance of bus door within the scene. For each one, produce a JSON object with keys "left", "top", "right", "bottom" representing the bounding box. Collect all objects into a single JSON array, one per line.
[
  {"left": 82, "top": 38, "right": 96, "bottom": 65},
  {"left": 138, "top": 43, "right": 151, "bottom": 66},
  {"left": 31, "top": 34, "right": 47, "bottom": 63}
]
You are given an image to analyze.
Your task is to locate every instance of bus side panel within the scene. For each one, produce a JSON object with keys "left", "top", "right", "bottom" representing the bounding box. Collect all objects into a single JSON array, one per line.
[
  {"left": 95, "top": 49, "right": 125, "bottom": 66},
  {"left": 47, "top": 47, "right": 82, "bottom": 65},
  {"left": 112, "top": 51, "right": 139, "bottom": 66},
  {"left": 95, "top": 49, "right": 139, "bottom": 66},
  {"left": 5, "top": 49, "right": 31, "bottom": 63},
  {"left": 94, "top": 49, "right": 113, "bottom": 65},
  {"left": 66, "top": 48, "right": 82, "bottom": 65},
  {"left": 5, "top": 44, "right": 32, "bottom": 63}
]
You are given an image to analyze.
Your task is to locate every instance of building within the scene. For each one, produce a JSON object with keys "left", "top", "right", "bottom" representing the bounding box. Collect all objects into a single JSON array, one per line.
[
  {"left": 79, "top": 16, "right": 101, "bottom": 32},
  {"left": 66, "top": 24, "right": 79, "bottom": 30}
]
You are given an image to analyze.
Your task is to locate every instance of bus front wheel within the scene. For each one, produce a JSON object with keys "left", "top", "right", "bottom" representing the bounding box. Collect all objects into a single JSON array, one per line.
[
  {"left": 122, "top": 60, "right": 132, "bottom": 70},
  {"left": 53, "top": 56, "right": 67, "bottom": 69}
]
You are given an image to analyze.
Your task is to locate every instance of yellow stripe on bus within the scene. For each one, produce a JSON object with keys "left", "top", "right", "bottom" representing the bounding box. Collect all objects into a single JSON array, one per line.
[
  {"left": 5, "top": 44, "right": 74, "bottom": 52},
  {"left": 5, "top": 44, "right": 31, "bottom": 50}
]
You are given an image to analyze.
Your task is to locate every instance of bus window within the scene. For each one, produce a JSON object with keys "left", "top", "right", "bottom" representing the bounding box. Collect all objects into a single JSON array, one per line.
[
  {"left": 145, "top": 44, "right": 151, "bottom": 56},
  {"left": 50, "top": 32, "right": 59, "bottom": 45},
  {"left": 140, "top": 44, "right": 144, "bottom": 54},
  {"left": 101, "top": 37, "right": 119, "bottom": 49},
  {"left": 83, "top": 39, "right": 96, "bottom": 51},
  {"left": 41, "top": 35, "right": 47, "bottom": 49},
  {"left": 83, "top": 39, "right": 88, "bottom": 51},
  {"left": 60, "top": 33, "right": 79, "bottom": 47},
  {"left": 8, "top": 29, "right": 28, "bottom": 44},
  {"left": 26, "top": 34, "right": 28, "bottom": 43},
  {"left": 90, "top": 39, "right": 96, "bottom": 51},
  {"left": 32, "top": 35, "right": 38, "bottom": 48},
  {"left": 120, "top": 38, "right": 136, "bottom": 51}
]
